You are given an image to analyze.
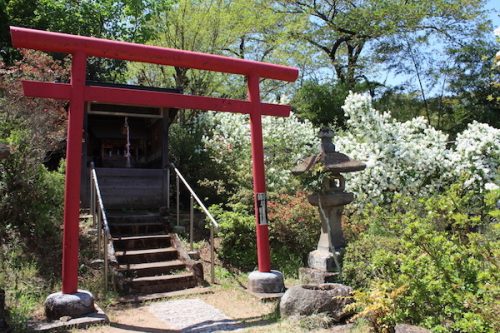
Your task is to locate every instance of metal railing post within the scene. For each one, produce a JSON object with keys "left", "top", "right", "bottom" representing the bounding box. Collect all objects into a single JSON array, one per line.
[
  {"left": 166, "top": 167, "right": 171, "bottom": 210},
  {"left": 170, "top": 163, "right": 219, "bottom": 285},
  {"left": 190, "top": 195, "right": 194, "bottom": 251},
  {"left": 97, "top": 209, "right": 102, "bottom": 259},
  {"left": 210, "top": 223, "right": 215, "bottom": 284},
  {"left": 91, "top": 167, "right": 115, "bottom": 294},
  {"left": 90, "top": 171, "right": 95, "bottom": 228},
  {"left": 176, "top": 174, "right": 180, "bottom": 227},
  {"left": 104, "top": 232, "right": 109, "bottom": 292}
]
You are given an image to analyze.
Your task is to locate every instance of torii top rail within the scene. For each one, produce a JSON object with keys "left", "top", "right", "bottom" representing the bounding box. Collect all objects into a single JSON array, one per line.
[{"left": 10, "top": 26, "right": 298, "bottom": 294}]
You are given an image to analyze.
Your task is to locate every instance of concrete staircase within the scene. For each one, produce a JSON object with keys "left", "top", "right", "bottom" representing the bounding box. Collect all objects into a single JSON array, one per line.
[{"left": 108, "top": 211, "right": 203, "bottom": 295}]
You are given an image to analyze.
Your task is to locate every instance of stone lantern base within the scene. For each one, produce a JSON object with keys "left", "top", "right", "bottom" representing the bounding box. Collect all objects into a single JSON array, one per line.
[
  {"left": 299, "top": 267, "right": 339, "bottom": 284},
  {"left": 299, "top": 249, "right": 343, "bottom": 284},
  {"left": 308, "top": 249, "right": 338, "bottom": 271}
]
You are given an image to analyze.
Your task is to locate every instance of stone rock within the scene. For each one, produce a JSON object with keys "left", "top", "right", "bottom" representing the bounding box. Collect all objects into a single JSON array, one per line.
[
  {"left": 299, "top": 267, "right": 339, "bottom": 284},
  {"left": 308, "top": 249, "right": 337, "bottom": 271},
  {"left": 248, "top": 270, "right": 284, "bottom": 293},
  {"left": 45, "top": 290, "right": 96, "bottom": 321},
  {"left": 395, "top": 324, "right": 431, "bottom": 333},
  {"left": 280, "top": 283, "right": 353, "bottom": 322}
]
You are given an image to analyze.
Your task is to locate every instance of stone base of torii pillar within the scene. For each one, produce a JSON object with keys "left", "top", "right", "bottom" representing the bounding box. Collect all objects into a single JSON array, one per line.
[{"left": 44, "top": 290, "right": 96, "bottom": 321}]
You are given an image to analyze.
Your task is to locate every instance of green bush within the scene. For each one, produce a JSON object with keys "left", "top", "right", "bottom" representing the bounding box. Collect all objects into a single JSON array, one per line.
[
  {"left": 0, "top": 162, "right": 64, "bottom": 330},
  {"left": 342, "top": 234, "right": 400, "bottom": 289},
  {"left": 210, "top": 203, "right": 257, "bottom": 272},
  {"left": 343, "top": 184, "right": 500, "bottom": 332},
  {"left": 0, "top": 52, "right": 67, "bottom": 329},
  {"left": 212, "top": 192, "right": 320, "bottom": 277},
  {"left": 268, "top": 192, "right": 319, "bottom": 272},
  {"left": 270, "top": 246, "right": 304, "bottom": 277}
]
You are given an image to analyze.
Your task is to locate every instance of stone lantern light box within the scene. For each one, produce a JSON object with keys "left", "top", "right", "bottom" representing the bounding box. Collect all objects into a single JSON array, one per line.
[{"left": 293, "top": 128, "right": 365, "bottom": 283}]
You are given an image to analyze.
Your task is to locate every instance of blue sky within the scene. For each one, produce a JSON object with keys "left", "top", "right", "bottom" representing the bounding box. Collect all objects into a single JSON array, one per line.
[
  {"left": 487, "top": 0, "right": 499, "bottom": 28},
  {"left": 377, "top": 0, "right": 499, "bottom": 96}
]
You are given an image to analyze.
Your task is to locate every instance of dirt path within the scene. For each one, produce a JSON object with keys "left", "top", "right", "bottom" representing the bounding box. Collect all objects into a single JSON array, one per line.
[
  {"left": 84, "top": 304, "right": 176, "bottom": 332},
  {"left": 80, "top": 287, "right": 277, "bottom": 333}
]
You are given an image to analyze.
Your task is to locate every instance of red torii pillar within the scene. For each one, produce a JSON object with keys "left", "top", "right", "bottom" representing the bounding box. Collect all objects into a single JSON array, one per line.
[{"left": 10, "top": 26, "right": 298, "bottom": 294}]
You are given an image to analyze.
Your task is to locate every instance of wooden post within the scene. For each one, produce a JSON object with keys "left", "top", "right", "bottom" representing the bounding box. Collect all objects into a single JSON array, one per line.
[
  {"left": 248, "top": 74, "right": 271, "bottom": 273},
  {"left": 62, "top": 51, "right": 86, "bottom": 294}
]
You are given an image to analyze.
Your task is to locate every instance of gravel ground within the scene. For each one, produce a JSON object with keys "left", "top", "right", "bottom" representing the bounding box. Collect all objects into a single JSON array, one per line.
[{"left": 147, "top": 298, "right": 245, "bottom": 333}]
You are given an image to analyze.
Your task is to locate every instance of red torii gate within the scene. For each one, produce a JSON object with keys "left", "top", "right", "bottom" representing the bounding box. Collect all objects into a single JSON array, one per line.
[{"left": 10, "top": 26, "right": 298, "bottom": 294}]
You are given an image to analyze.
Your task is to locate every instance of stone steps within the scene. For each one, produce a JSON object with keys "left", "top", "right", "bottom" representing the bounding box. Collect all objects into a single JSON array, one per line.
[
  {"left": 110, "top": 221, "right": 167, "bottom": 236},
  {"left": 128, "top": 273, "right": 197, "bottom": 294},
  {"left": 115, "top": 247, "right": 179, "bottom": 265},
  {"left": 117, "top": 260, "right": 186, "bottom": 278},
  {"left": 112, "top": 234, "right": 172, "bottom": 251},
  {"left": 107, "top": 210, "right": 203, "bottom": 296}
]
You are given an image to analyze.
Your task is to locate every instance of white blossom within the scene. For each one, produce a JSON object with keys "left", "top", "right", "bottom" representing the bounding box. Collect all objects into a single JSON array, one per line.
[
  {"left": 338, "top": 93, "right": 500, "bottom": 207},
  {"left": 198, "top": 92, "right": 499, "bottom": 208},
  {"left": 485, "top": 183, "right": 499, "bottom": 191},
  {"left": 494, "top": 27, "right": 500, "bottom": 37},
  {"left": 200, "top": 111, "right": 317, "bottom": 193}
]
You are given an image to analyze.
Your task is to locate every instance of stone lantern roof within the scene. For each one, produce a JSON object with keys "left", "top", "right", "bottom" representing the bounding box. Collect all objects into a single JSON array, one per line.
[{"left": 293, "top": 128, "right": 365, "bottom": 175}]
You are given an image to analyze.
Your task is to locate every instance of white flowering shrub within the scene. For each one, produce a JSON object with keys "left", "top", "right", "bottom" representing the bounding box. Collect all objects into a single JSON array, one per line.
[
  {"left": 336, "top": 93, "right": 499, "bottom": 207},
  {"left": 200, "top": 111, "right": 317, "bottom": 194},
  {"left": 449, "top": 121, "right": 500, "bottom": 191},
  {"left": 197, "top": 93, "right": 499, "bottom": 208},
  {"left": 335, "top": 93, "right": 452, "bottom": 205}
]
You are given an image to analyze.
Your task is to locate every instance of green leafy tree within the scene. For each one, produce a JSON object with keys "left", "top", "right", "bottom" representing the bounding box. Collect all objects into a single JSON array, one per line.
[
  {"left": 1, "top": 0, "right": 172, "bottom": 79},
  {"left": 130, "top": 0, "right": 295, "bottom": 101},
  {"left": 277, "top": 0, "right": 490, "bottom": 91},
  {"left": 374, "top": 34, "right": 499, "bottom": 134},
  {"left": 443, "top": 39, "right": 500, "bottom": 133},
  {"left": 291, "top": 80, "right": 349, "bottom": 127},
  {"left": 132, "top": 0, "right": 232, "bottom": 95}
]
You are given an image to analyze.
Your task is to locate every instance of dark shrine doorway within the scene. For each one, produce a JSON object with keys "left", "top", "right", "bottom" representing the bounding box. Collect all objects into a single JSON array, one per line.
[{"left": 81, "top": 83, "right": 178, "bottom": 209}]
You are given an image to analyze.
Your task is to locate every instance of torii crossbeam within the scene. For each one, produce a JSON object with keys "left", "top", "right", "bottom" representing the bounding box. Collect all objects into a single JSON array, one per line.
[{"left": 10, "top": 26, "right": 298, "bottom": 294}]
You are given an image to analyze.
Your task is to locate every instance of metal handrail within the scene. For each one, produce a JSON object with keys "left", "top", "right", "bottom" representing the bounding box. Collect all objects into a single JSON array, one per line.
[
  {"left": 90, "top": 162, "right": 117, "bottom": 292},
  {"left": 171, "top": 163, "right": 219, "bottom": 229},
  {"left": 171, "top": 162, "right": 218, "bottom": 284}
]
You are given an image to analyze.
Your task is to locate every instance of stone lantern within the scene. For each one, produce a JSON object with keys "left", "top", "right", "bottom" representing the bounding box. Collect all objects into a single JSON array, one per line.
[{"left": 293, "top": 128, "right": 365, "bottom": 283}]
